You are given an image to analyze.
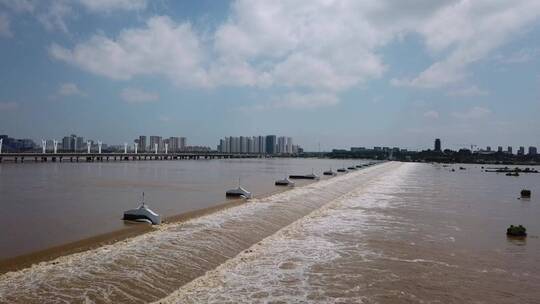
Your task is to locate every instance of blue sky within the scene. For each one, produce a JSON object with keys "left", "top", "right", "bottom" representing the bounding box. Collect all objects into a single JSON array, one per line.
[{"left": 0, "top": 0, "right": 539, "bottom": 151}]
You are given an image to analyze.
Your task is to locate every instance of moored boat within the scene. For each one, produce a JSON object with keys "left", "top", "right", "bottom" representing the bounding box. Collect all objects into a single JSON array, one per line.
[
  {"left": 123, "top": 193, "right": 161, "bottom": 225},
  {"left": 323, "top": 168, "right": 336, "bottom": 176},
  {"left": 226, "top": 186, "right": 252, "bottom": 198},
  {"left": 275, "top": 177, "right": 295, "bottom": 186}
]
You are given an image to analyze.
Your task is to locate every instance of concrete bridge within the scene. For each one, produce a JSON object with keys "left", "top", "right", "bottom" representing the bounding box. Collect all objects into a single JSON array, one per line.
[{"left": 0, "top": 152, "right": 266, "bottom": 163}]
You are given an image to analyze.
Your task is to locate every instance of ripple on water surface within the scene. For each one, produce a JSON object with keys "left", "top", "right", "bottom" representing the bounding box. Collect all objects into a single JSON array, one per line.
[{"left": 0, "top": 162, "right": 396, "bottom": 303}]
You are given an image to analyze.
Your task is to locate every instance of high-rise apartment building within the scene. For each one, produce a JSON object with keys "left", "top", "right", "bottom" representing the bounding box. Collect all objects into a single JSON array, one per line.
[
  {"left": 62, "top": 136, "right": 71, "bottom": 151},
  {"left": 266, "top": 135, "right": 276, "bottom": 154},
  {"left": 76, "top": 136, "right": 84, "bottom": 152},
  {"left": 138, "top": 136, "right": 147, "bottom": 152},
  {"left": 149, "top": 136, "right": 162, "bottom": 152}
]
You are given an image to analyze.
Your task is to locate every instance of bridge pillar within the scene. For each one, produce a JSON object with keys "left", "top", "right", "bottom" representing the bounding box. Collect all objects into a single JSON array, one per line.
[
  {"left": 21, "top": 157, "right": 24, "bottom": 163},
  {"left": 35, "top": 157, "right": 38, "bottom": 162},
  {"left": 52, "top": 157, "right": 56, "bottom": 162}
]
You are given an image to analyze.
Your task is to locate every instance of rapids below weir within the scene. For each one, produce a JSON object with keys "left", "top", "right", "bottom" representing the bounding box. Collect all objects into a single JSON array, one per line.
[{"left": 0, "top": 162, "right": 396, "bottom": 303}]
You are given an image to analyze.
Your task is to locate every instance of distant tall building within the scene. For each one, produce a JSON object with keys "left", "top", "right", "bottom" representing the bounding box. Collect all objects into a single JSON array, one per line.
[
  {"left": 62, "top": 136, "right": 71, "bottom": 151},
  {"left": 529, "top": 146, "right": 537, "bottom": 156},
  {"left": 286, "top": 137, "right": 293, "bottom": 154},
  {"left": 217, "top": 135, "right": 296, "bottom": 155},
  {"left": 138, "top": 136, "right": 147, "bottom": 152},
  {"left": 257, "top": 136, "right": 266, "bottom": 154},
  {"left": 507, "top": 146, "right": 513, "bottom": 154},
  {"left": 239, "top": 136, "right": 248, "bottom": 153},
  {"left": 486, "top": 146, "right": 491, "bottom": 152},
  {"left": 497, "top": 146, "right": 503, "bottom": 153},
  {"left": 169, "top": 137, "right": 180, "bottom": 152},
  {"left": 70, "top": 134, "right": 77, "bottom": 151},
  {"left": 179, "top": 137, "right": 186, "bottom": 151},
  {"left": 76, "top": 136, "right": 84, "bottom": 152},
  {"left": 518, "top": 146, "right": 525, "bottom": 156},
  {"left": 434, "top": 138, "right": 441, "bottom": 152},
  {"left": 277, "top": 136, "right": 287, "bottom": 154},
  {"left": 266, "top": 135, "right": 277, "bottom": 154},
  {"left": 149, "top": 136, "right": 162, "bottom": 152},
  {"left": 248, "top": 136, "right": 255, "bottom": 153},
  {"left": 223, "top": 137, "right": 230, "bottom": 153}
]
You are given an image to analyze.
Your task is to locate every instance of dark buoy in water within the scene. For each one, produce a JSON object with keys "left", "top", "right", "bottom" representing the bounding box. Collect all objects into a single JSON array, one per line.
[
  {"left": 506, "top": 225, "right": 527, "bottom": 237},
  {"left": 521, "top": 189, "right": 531, "bottom": 198}
]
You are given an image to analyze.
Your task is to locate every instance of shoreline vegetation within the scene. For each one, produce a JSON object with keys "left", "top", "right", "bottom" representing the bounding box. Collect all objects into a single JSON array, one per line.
[{"left": 0, "top": 180, "right": 313, "bottom": 275}]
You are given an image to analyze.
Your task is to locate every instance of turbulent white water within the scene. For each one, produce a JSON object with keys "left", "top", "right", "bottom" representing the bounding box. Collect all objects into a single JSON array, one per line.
[
  {"left": 0, "top": 162, "right": 398, "bottom": 303},
  {"left": 155, "top": 162, "right": 409, "bottom": 304}
]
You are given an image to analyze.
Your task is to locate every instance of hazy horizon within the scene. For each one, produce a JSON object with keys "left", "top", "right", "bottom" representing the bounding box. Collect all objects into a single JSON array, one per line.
[{"left": 1, "top": 0, "right": 539, "bottom": 151}]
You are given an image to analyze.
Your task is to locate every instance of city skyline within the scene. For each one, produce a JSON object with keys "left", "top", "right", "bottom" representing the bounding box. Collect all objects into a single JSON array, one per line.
[
  {"left": 2, "top": 132, "right": 538, "bottom": 155},
  {"left": 1, "top": 1, "right": 540, "bottom": 151}
]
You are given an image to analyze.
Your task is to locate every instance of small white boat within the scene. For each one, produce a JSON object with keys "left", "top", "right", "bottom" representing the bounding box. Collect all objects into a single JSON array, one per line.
[
  {"left": 275, "top": 177, "right": 295, "bottom": 186},
  {"left": 226, "top": 186, "right": 252, "bottom": 198},
  {"left": 226, "top": 179, "right": 252, "bottom": 199},
  {"left": 123, "top": 193, "right": 161, "bottom": 225}
]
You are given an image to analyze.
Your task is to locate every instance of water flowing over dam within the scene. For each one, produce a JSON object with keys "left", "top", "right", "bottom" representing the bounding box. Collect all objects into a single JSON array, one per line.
[{"left": 0, "top": 162, "right": 397, "bottom": 303}]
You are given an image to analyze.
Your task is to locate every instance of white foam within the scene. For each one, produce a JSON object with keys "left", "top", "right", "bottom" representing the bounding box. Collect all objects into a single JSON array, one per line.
[
  {"left": 0, "top": 162, "right": 400, "bottom": 303},
  {"left": 156, "top": 162, "right": 413, "bottom": 303}
]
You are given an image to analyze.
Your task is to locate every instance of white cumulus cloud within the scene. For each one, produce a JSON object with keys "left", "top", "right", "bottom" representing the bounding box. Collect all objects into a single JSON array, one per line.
[
  {"left": 78, "top": 0, "right": 147, "bottom": 13},
  {"left": 121, "top": 87, "right": 159, "bottom": 103},
  {"left": 48, "top": 0, "right": 540, "bottom": 108},
  {"left": 452, "top": 106, "right": 492, "bottom": 120},
  {"left": 58, "top": 82, "right": 85, "bottom": 96},
  {"left": 394, "top": 0, "right": 540, "bottom": 88},
  {"left": 50, "top": 16, "right": 208, "bottom": 86}
]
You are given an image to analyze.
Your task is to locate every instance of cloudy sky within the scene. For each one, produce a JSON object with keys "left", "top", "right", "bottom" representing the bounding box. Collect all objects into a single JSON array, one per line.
[{"left": 1, "top": 0, "right": 539, "bottom": 151}]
